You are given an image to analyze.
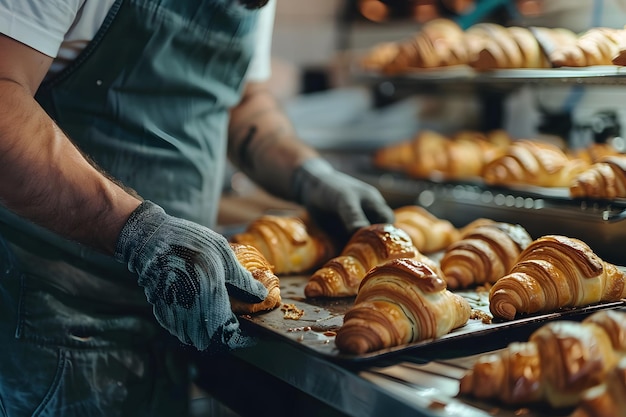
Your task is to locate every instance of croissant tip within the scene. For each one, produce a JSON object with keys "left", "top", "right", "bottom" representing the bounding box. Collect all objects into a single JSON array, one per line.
[
  {"left": 443, "top": 274, "right": 461, "bottom": 290},
  {"left": 492, "top": 301, "right": 517, "bottom": 321},
  {"left": 304, "top": 282, "right": 323, "bottom": 298},
  {"left": 335, "top": 337, "right": 370, "bottom": 355}
]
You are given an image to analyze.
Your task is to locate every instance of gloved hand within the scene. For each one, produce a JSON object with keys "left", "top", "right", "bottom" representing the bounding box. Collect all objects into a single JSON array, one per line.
[
  {"left": 115, "top": 201, "right": 268, "bottom": 351},
  {"left": 291, "top": 158, "right": 395, "bottom": 239}
]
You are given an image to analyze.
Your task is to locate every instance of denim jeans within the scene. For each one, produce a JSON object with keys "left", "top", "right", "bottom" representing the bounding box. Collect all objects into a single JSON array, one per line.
[{"left": 0, "top": 238, "right": 191, "bottom": 417}]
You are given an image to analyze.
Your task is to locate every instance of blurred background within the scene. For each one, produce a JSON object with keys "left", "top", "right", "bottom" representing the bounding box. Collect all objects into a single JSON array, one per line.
[
  {"left": 265, "top": 0, "right": 626, "bottom": 149},
  {"left": 222, "top": 0, "right": 626, "bottom": 238}
]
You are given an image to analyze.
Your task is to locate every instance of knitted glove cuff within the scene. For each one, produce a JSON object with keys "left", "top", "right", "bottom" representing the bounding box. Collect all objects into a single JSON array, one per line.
[{"left": 114, "top": 200, "right": 166, "bottom": 269}]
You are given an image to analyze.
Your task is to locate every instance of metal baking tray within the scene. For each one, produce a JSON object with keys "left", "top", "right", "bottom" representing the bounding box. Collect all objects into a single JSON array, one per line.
[{"left": 239, "top": 274, "right": 625, "bottom": 363}]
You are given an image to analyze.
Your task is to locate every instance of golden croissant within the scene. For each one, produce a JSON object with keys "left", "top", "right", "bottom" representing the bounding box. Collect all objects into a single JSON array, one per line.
[
  {"left": 489, "top": 235, "right": 626, "bottom": 321},
  {"left": 439, "top": 218, "right": 532, "bottom": 290},
  {"left": 305, "top": 224, "right": 435, "bottom": 298},
  {"left": 409, "top": 130, "right": 511, "bottom": 181},
  {"left": 469, "top": 24, "right": 550, "bottom": 70},
  {"left": 570, "top": 155, "right": 626, "bottom": 200},
  {"left": 393, "top": 205, "right": 460, "bottom": 254},
  {"left": 229, "top": 243, "right": 281, "bottom": 314},
  {"left": 459, "top": 309, "right": 626, "bottom": 408},
  {"left": 550, "top": 27, "right": 626, "bottom": 67},
  {"left": 335, "top": 258, "right": 470, "bottom": 355},
  {"left": 360, "top": 42, "right": 400, "bottom": 72},
  {"left": 373, "top": 130, "right": 449, "bottom": 175},
  {"left": 373, "top": 129, "right": 510, "bottom": 182},
  {"left": 482, "top": 140, "right": 589, "bottom": 188},
  {"left": 434, "top": 130, "right": 511, "bottom": 180},
  {"left": 383, "top": 18, "right": 469, "bottom": 73},
  {"left": 230, "top": 214, "right": 336, "bottom": 275}
]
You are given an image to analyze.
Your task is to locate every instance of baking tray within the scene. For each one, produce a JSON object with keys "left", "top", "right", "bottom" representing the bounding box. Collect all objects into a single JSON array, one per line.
[{"left": 239, "top": 274, "right": 626, "bottom": 363}]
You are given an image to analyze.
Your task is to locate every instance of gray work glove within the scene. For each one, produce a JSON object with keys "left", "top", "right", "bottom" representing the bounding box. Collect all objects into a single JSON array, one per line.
[
  {"left": 292, "top": 158, "right": 395, "bottom": 239},
  {"left": 115, "top": 201, "right": 268, "bottom": 351}
]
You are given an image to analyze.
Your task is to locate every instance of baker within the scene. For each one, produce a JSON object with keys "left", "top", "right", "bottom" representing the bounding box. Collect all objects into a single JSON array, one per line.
[{"left": 0, "top": 0, "right": 395, "bottom": 415}]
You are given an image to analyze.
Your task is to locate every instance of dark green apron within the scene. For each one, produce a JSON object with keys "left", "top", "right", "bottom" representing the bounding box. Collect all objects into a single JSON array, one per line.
[{"left": 39, "top": 0, "right": 257, "bottom": 226}]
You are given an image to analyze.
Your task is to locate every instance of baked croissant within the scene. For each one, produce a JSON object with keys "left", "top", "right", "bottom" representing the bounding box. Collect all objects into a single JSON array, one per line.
[
  {"left": 229, "top": 243, "right": 282, "bottom": 314},
  {"left": 469, "top": 25, "right": 550, "bottom": 70},
  {"left": 360, "top": 42, "right": 401, "bottom": 72},
  {"left": 550, "top": 27, "right": 626, "bottom": 67},
  {"left": 383, "top": 18, "right": 470, "bottom": 73},
  {"left": 373, "top": 130, "right": 510, "bottom": 181},
  {"left": 459, "top": 309, "right": 626, "bottom": 408},
  {"left": 482, "top": 140, "right": 589, "bottom": 188},
  {"left": 373, "top": 130, "right": 449, "bottom": 174},
  {"left": 335, "top": 258, "right": 471, "bottom": 355},
  {"left": 569, "top": 155, "right": 626, "bottom": 200},
  {"left": 230, "top": 214, "right": 336, "bottom": 275},
  {"left": 439, "top": 218, "right": 532, "bottom": 290},
  {"left": 530, "top": 26, "right": 579, "bottom": 62},
  {"left": 305, "top": 224, "right": 435, "bottom": 298},
  {"left": 489, "top": 235, "right": 626, "bottom": 321},
  {"left": 393, "top": 205, "right": 460, "bottom": 254},
  {"left": 433, "top": 131, "right": 510, "bottom": 180}
]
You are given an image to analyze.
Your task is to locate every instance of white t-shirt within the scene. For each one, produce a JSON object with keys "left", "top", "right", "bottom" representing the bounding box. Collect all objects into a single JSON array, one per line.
[{"left": 0, "top": 0, "right": 274, "bottom": 81}]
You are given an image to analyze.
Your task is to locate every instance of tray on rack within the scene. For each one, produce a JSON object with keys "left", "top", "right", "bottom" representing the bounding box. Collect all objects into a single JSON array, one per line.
[
  {"left": 355, "top": 65, "right": 626, "bottom": 86},
  {"left": 239, "top": 274, "right": 626, "bottom": 363},
  {"left": 343, "top": 165, "right": 626, "bottom": 265}
]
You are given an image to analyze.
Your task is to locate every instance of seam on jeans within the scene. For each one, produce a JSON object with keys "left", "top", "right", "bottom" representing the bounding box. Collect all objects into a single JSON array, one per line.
[
  {"left": 32, "top": 349, "right": 67, "bottom": 417},
  {"left": 14, "top": 274, "right": 26, "bottom": 339}
]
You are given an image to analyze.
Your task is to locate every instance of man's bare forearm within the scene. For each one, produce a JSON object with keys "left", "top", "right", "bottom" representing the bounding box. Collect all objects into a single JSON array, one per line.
[
  {"left": 0, "top": 79, "right": 141, "bottom": 255},
  {"left": 227, "top": 82, "right": 319, "bottom": 199}
]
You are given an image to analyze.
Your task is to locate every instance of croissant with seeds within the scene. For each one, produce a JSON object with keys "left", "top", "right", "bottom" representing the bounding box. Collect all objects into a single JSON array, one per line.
[{"left": 305, "top": 224, "right": 439, "bottom": 298}]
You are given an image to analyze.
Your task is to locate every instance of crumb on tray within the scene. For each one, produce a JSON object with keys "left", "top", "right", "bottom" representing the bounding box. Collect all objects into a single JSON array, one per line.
[
  {"left": 281, "top": 303, "right": 304, "bottom": 320},
  {"left": 470, "top": 308, "right": 493, "bottom": 324}
]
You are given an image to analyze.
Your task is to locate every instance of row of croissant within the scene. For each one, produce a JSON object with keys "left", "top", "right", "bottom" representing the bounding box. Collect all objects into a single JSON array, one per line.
[
  {"left": 374, "top": 129, "right": 626, "bottom": 198},
  {"left": 228, "top": 205, "right": 626, "bottom": 354},
  {"left": 361, "top": 18, "right": 626, "bottom": 74},
  {"left": 461, "top": 309, "right": 626, "bottom": 417},
  {"left": 229, "top": 209, "right": 626, "bottom": 416}
]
